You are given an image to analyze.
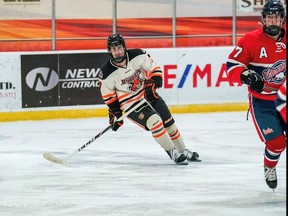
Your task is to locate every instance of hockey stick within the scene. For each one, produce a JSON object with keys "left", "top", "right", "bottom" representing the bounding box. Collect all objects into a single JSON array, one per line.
[
  {"left": 43, "top": 99, "right": 147, "bottom": 164},
  {"left": 263, "top": 85, "right": 278, "bottom": 92}
]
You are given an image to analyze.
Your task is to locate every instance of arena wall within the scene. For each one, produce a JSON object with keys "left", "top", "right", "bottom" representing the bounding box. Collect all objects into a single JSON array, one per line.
[{"left": 0, "top": 47, "right": 248, "bottom": 121}]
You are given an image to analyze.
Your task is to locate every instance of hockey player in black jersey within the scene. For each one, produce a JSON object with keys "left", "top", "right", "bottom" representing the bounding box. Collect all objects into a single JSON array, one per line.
[{"left": 99, "top": 33, "right": 199, "bottom": 165}]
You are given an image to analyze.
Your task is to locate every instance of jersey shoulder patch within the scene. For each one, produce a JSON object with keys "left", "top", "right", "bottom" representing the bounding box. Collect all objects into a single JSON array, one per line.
[
  {"left": 127, "top": 49, "right": 146, "bottom": 61},
  {"left": 100, "top": 60, "right": 117, "bottom": 80}
]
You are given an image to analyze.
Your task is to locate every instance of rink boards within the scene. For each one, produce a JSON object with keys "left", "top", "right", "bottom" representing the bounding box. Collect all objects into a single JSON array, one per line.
[{"left": 0, "top": 47, "right": 248, "bottom": 121}]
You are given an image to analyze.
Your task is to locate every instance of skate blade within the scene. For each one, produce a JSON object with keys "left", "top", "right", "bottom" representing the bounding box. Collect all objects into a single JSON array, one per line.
[
  {"left": 188, "top": 159, "right": 202, "bottom": 162},
  {"left": 176, "top": 160, "right": 188, "bottom": 165}
]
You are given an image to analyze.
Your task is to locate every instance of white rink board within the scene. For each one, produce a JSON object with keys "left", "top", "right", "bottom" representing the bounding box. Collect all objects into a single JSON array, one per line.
[
  {"left": 147, "top": 47, "right": 247, "bottom": 105},
  {"left": 0, "top": 52, "right": 21, "bottom": 110},
  {"left": 0, "top": 47, "right": 248, "bottom": 112}
]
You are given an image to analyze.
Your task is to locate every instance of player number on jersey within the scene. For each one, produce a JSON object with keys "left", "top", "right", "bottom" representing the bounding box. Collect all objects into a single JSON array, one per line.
[{"left": 233, "top": 46, "right": 243, "bottom": 58}]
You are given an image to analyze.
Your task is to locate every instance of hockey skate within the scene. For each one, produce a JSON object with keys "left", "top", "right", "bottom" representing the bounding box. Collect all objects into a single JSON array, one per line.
[
  {"left": 183, "top": 149, "right": 201, "bottom": 162},
  {"left": 264, "top": 166, "right": 277, "bottom": 190},
  {"left": 166, "top": 148, "right": 188, "bottom": 165}
]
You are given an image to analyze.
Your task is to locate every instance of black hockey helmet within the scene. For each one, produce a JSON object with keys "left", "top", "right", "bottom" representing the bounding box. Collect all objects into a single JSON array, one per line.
[
  {"left": 261, "top": 0, "right": 285, "bottom": 36},
  {"left": 107, "top": 33, "right": 127, "bottom": 63}
]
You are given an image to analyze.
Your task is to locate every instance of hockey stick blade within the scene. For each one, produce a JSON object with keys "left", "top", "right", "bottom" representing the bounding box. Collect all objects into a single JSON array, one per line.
[{"left": 43, "top": 152, "right": 64, "bottom": 164}]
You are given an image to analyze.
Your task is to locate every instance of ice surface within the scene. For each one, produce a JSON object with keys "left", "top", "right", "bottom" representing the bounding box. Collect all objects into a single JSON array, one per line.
[{"left": 0, "top": 112, "right": 286, "bottom": 216}]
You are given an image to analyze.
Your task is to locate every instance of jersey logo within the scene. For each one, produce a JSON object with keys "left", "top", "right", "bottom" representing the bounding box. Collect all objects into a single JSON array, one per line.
[
  {"left": 262, "top": 60, "right": 286, "bottom": 84},
  {"left": 121, "top": 69, "right": 144, "bottom": 92},
  {"left": 259, "top": 47, "right": 268, "bottom": 58},
  {"left": 263, "top": 127, "right": 274, "bottom": 135},
  {"left": 276, "top": 42, "right": 286, "bottom": 53},
  {"left": 138, "top": 112, "right": 145, "bottom": 120},
  {"left": 129, "top": 79, "right": 142, "bottom": 91}
]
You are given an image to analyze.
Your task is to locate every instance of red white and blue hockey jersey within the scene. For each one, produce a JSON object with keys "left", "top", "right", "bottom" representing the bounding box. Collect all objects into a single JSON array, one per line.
[
  {"left": 227, "top": 28, "right": 286, "bottom": 101},
  {"left": 275, "top": 79, "right": 286, "bottom": 123}
]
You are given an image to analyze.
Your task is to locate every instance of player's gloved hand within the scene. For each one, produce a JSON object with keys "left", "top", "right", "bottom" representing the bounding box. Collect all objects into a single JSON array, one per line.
[
  {"left": 108, "top": 109, "right": 123, "bottom": 131},
  {"left": 144, "top": 79, "right": 159, "bottom": 103},
  {"left": 240, "top": 69, "right": 264, "bottom": 93}
]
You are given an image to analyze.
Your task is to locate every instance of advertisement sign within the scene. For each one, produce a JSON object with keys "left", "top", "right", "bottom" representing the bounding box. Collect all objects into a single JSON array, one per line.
[
  {"left": 21, "top": 54, "right": 58, "bottom": 108},
  {"left": 147, "top": 47, "right": 247, "bottom": 105},
  {"left": 21, "top": 53, "right": 108, "bottom": 108},
  {"left": 237, "top": 0, "right": 286, "bottom": 15},
  {"left": 58, "top": 53, "right": 107, "bottom": 106},
  {"left": 0, "top": 53, "right": 21, "bottom": 111}
]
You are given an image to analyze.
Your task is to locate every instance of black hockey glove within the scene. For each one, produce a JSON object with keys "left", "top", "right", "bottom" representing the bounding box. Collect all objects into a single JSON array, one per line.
[
  {"left": 144, "top": 79, "right": 159, "bottom": 103},
  {"left": 240, "top": 69, "right": 264, "bottom": 93},
  {"left": 108, "top": 109, "right": 123, "bottom": 131}
]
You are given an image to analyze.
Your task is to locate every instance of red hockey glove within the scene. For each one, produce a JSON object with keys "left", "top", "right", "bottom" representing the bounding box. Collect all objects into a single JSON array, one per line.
[
  {"left": 240, "top": 69, "right": 264, "bottom": 93},
  {"left": 108, "top": 109, "right": 123, "bottom": 131},
  {"left": 144, "top": 79, "right": 159, "bottom": 103}
]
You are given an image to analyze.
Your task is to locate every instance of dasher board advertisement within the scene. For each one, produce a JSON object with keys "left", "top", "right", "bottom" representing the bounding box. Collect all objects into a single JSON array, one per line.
[{"left": 21, "top": 53, "right": 108, "bottom": 108}]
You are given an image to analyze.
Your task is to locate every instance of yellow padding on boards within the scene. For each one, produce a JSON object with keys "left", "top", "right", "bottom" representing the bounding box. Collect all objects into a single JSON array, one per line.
[
  {"left": 0, "top": 108, "right": 107, "bottom": 122},
  {"left": 0, "top": 103, "right": 248, "bottom": 122},
  {"left": 169, "top": 102, "right": 248, "bottom": 113}
]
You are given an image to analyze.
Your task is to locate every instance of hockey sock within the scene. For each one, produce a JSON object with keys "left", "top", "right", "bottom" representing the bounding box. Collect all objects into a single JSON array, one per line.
[
  {"left": 264, "top": 134, "right": 286, "bottom": 167},
  {"left": 146, "top": 114, "right": 174, "bottom": 151},
  {"left": 166, "top": 123, "right": 186, "bottom": 151}
]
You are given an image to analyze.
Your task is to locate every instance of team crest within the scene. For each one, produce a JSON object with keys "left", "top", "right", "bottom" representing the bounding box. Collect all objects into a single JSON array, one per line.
[
  {"left": 262, "top": 60, "right": 286, "bottom": 84},
  {"left": 121, "top": 69, "right": 144, "bottom": 92},
  {"left": 129, "top": 79, "right": 142, "bottom": 92}
]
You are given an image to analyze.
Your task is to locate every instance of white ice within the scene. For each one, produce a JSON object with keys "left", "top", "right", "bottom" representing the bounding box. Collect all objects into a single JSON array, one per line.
[{"left": 0, "top": 112, "right": 286, "bottom": 216}]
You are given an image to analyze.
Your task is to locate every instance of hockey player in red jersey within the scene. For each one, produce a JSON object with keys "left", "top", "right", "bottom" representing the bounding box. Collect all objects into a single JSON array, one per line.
[
  {"left": 275, "top": 79, "right": 286, "bottom": 124},
  {"left": 99, "top": 33, "right": 199, "bottom": 165},
  {"left": 226, "top": 0, "right": 286, "bottom": 190}
]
